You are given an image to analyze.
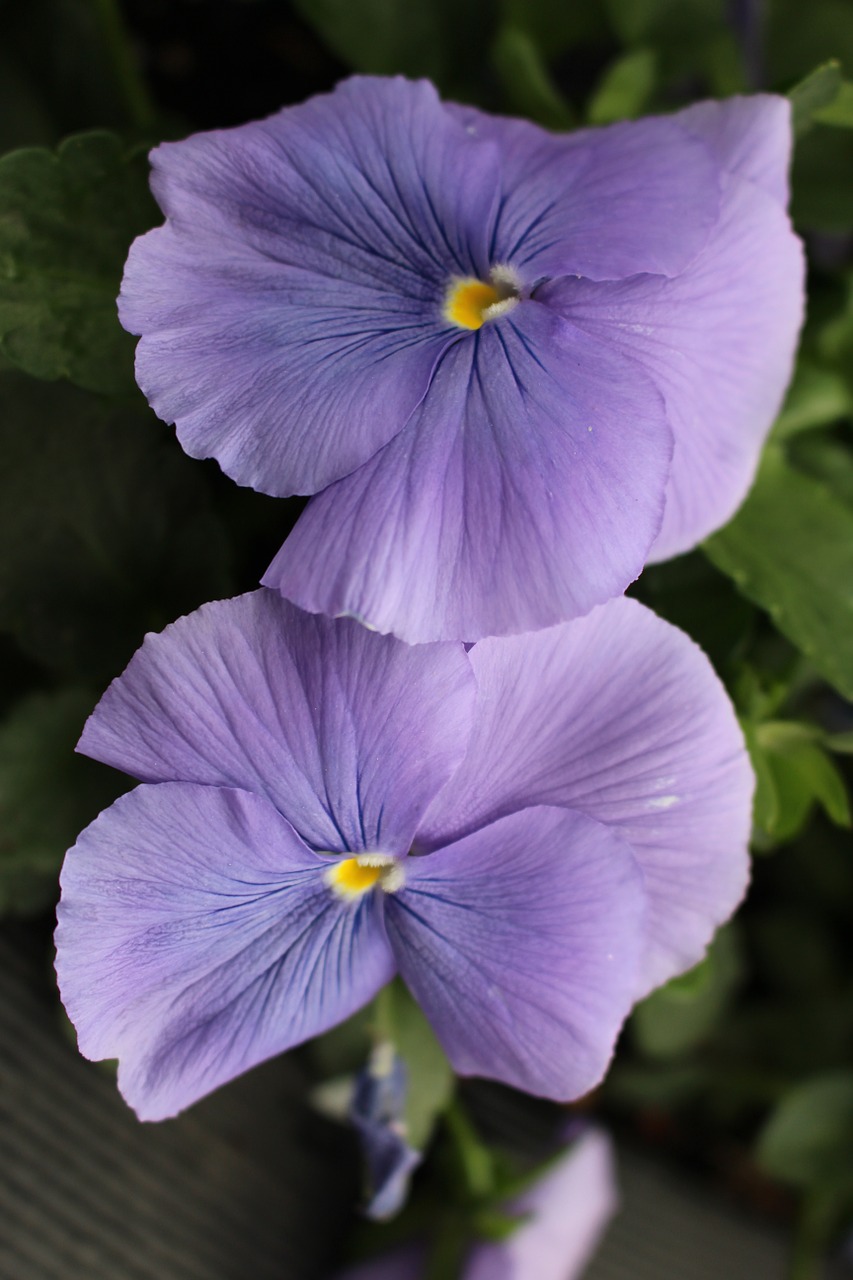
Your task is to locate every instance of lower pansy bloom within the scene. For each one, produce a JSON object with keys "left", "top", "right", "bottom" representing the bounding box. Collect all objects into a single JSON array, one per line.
[
  {"left": 336, "top": 1126, "right": 618, "bottom": 1280},
  {"left": 120, "top": 75, "right": 804, "bottom": 642},
  {"left": 55, "top": 591, "right": 752, "bottom": 1121}
]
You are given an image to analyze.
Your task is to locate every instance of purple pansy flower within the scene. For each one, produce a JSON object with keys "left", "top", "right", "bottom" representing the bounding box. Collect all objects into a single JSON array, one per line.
[
  {"left": 120, "top": 77, "right": 803, "bottom": 643},
  {"left": 336, "top": 1127, "right": 618, "bottom": 1280},
  {"left": 55, "top": 590, "right": 751, "bottom": 1121}
]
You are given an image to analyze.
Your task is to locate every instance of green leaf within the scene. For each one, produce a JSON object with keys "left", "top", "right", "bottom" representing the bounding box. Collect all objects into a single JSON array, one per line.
[
  {"left": 788, "top": 61, "right": 842, "bottom": 138},
  {"left": 758, "top": 1071, "right": 853, "bottom": 1188},
  {"left": 772, "top": 361, "right": 851, "bottom": 440},
  {"left": 704, "top": 447, "right": 853, "bottom": 702},
  {"left": 0, "top": 372, "right": 234, "bottom": 680},
  {"left": 499, "top": 0, "right": 607, "bottom": 59},
  {"left": 291, "top": 0, "right": 446, "bottom": 77},
  {"left": 0, "top": 687, "right": 124, "bottom": 915},
  {"left": 587, "top": 49, "right": 656, "bottom": 125},
  {"left": 379, "top": 979, "right": 453, "bottom": 1152},
  {"left": 791, "top": 126, "right": 853, "bottom": 231},
  {"left": 604, "top": 0, "right": 724, "bottom": 47},
  {"left": 813, "top": 80, "right": 853, "bottom": 127},
  {"left": 632, "top": 551, "right": 754, "bottom": 674},
  {"left": 745, "top": 720, "right": 850, "bottom": 843},
  {"left": 490, "top": 26, "right": 574, "bottom": 129},
  {"left": 632, "top": 926, "right": 742, "bottom": 1058},
  {"left": 0, "top": 131, "right": 157, "bottom": 394}
]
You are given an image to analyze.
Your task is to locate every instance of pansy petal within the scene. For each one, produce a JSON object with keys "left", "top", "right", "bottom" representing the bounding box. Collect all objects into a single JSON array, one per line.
[
  {"left": 386, "top": 806, "right": 644, "bottom": 1101},
  {"left": 79, "top": 591, "right": 476, "bottom": 854},
  {"left": 675, "top": 94, "right": 792, "bottom": 204},
  {"left": 418, "top": 598, "right": 752, "bottom": 995},
  {"left": 450, "top": 104, "right": 721, "bottom": 280},
  {"left": 265, "top": 303, "right": 671, "bottom": 642},
  {"left": 539, "top": 164, "right": 803, "bottom": 559},
  {"left": 120, "top": 76, "right": 501, "bottom": 495},
  {"left": 55, "top": 782, "right": 395, "bottom": 1120}
]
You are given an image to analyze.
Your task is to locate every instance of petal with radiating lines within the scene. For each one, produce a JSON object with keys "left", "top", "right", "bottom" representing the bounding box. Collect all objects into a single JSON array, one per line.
[
  {"left": 120, "top": 77, "right": 501, "bottom": 495},
  {"left": 387, "top": 806, "right": 644, "bottom": 1100},
  {"left": 78, "top": 591, "right": 476, "bottom": 854},
  {"left": 418, "top": 598, "right": 752, "bottom": 995},
  {"left": 264, "top": 301, "right": 671, "bottom": 642},
  {"left": 56, "top": 782, "right": 395, "bottom": 1120}
]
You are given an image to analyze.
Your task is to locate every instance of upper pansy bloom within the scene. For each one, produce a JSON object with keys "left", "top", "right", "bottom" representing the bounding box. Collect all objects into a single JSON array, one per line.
[
  {"left": 120, "top": 77, "right": 804, "bottom": 643},
  {"left": 55, "top": 591, "right": 751, "bottom": 1121}
]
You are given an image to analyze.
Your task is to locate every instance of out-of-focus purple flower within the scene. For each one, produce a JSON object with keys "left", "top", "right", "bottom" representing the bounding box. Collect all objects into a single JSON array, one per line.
[
  {"left": 350, "top": 1044, "right": 421, "bottom": 1220},
  {"left": 337, "top": 1127, "right": 618, "bottom": 1280},
  {"left": 55, "top": 590, "right": 752, "bottom": 1121},
  {"left": 120, "top": 77, "right": 803, "bottom": 643}
]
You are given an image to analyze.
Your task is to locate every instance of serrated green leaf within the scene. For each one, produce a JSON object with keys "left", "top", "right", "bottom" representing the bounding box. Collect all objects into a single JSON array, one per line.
[
  {"left": 380, "top": 979, "right": 453, "bottom": 1152},
  {"left": 788, "top": 61, "right": 843, "bottom": 138},
  {"left": 0, "top": 131, "right": 157, "bottom": 394},
  {"left": 631, "top": 926, "right": 742, "bottom": 1058},
  {"left": 587, "top": 49, "right": 656, "bottom": 124},
  {"left": 0, "top": 687, "right": 124, "bottom": 915},
  {"left": 0, "top": 372, "right": 234, "bottom": 679},
  {"left": 704, "top": 448, "right": 853, "bottom": 702},
  {"left": 491, "top": 26, "right": 574, "bottom": 129},
  {"left": 758, "top": 1072, "right": 853, "bottom": 1188}
]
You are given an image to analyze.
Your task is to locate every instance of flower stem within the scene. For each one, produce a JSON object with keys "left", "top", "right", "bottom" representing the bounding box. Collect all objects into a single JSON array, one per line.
[
  {"left": 90, "top": 0, "right": 156, "bottom": 133},
  {"left": 443, "top": 1097, "right": 495, "bottom": 1201}
]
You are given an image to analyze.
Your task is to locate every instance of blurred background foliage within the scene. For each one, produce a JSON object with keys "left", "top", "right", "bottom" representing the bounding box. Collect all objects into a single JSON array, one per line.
[{"left": 2, "top": 1, "right": 853, "bottom": 1276}]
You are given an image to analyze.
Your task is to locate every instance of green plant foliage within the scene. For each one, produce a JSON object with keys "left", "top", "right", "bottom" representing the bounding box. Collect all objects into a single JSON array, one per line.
[
  {"left": 490, "top": 25, "right": 574, "bottom": 128},
  {"left": 0, "top": 131, "right": 157, "bottom": 394},
  {"left": 758, "top": 1072, "right": 853, "bottom": 1187},
  {"left": 291, "top": 0, "right": 496, "bottom": 96},
  {"left": 787, "top": 60, "right": 843, "bottom": 137},
  {"left": 772, "top": 361, "right": 852, "bottom": 439},
  {"left": 631, "top": 926, "right": 743, "bottom": 1058},
  {"left": 587, "top": 48, "right": 656, "bottom": 124},
  {"left": 704, "top": 447, "right": 853, "bottom": 701},
  {"left": 0, "top": 687, "right": 125, "bottom": 914},
  {"left": 744, "top": 720, "right": 850, "bottom": 845},
  {"left": 813, "top": 79, "right": 853, "bottom": 126},
  {"left": 380, "top": 979, "right": 454, "bottom": 1151},
  {"left": 291, "top": 0, "right": 447, "bottom": 78},
  {"left": 0, "top": 372, "right": 234, "bottom": 681}
]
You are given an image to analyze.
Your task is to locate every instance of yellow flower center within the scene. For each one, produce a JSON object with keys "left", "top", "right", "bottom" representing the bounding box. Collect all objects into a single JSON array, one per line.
[
  {"left": 443, "top": 265, "right": 521, "bottom": 331},
  {"left": 325, "top": 853, "right": 405, "bottom": 900}
]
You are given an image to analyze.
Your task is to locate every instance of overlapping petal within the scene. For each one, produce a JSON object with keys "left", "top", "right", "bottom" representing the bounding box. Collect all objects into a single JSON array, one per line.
[
  {"left": 539, "top": 98, "right": 803, "bottom": 559},
  {"left": 120, "top": 77, "right": 501, "bottom": 495},
  {"left": 79, "top": 591, "right": 476, "bottom": 854},
  {"left": 418, "top": 598, "right": 752, "bottom": 994},
  {"left": 386, "top": 806, "right": 645, "bottom": 1100},
  {"left": 676, "top": 93, "right": 793, "bottom": 204},
  {"left": 450, "top": 103, "right": 721, "bottom": 280},
  {"left": 264, "top": 302, "right": 671, "bottom": 641},
  {"left": 56, "top": 783, "right": 395, "bottom": 1120}
]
